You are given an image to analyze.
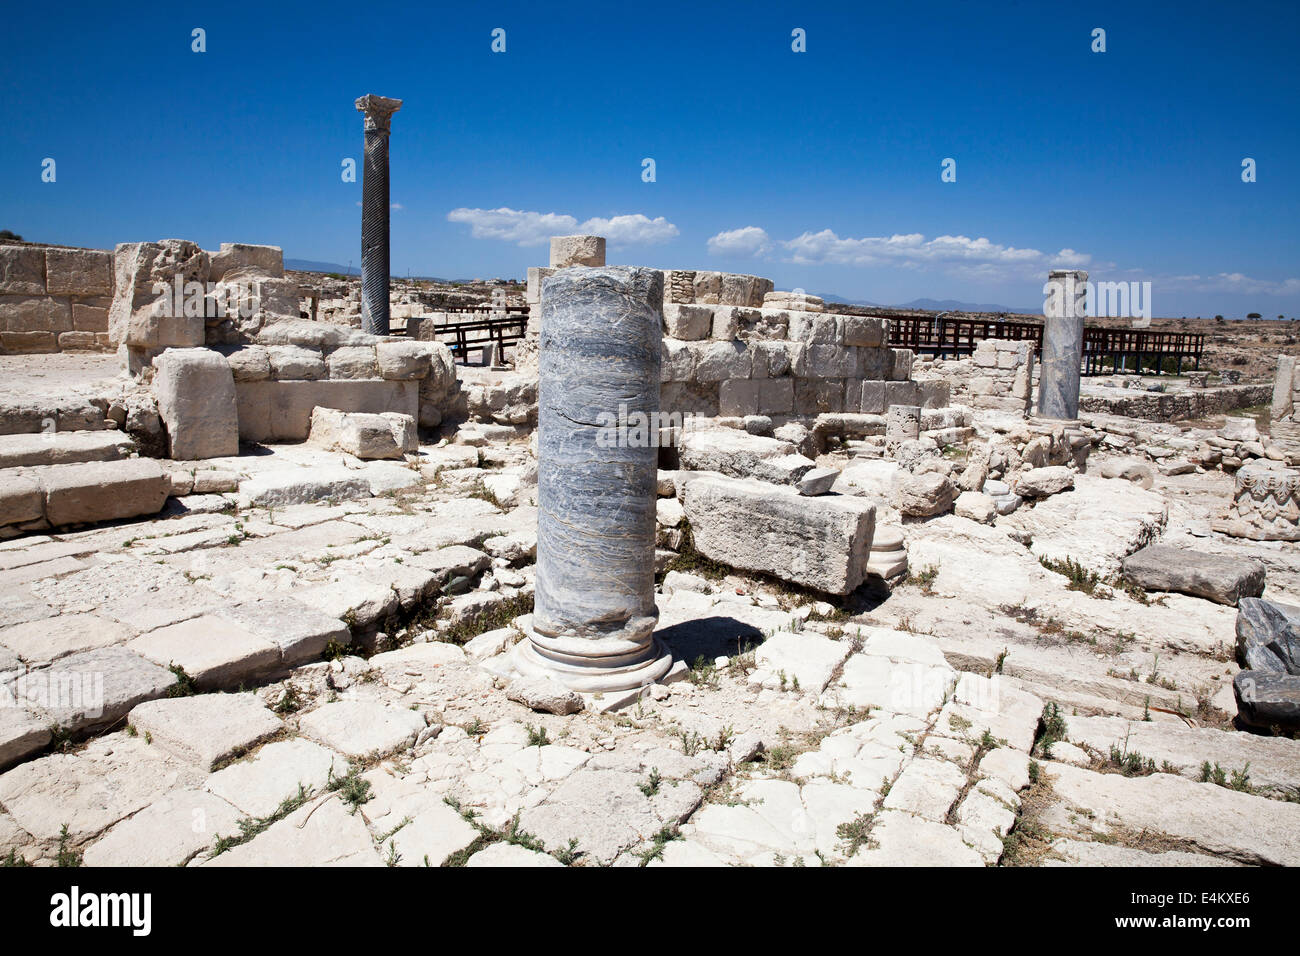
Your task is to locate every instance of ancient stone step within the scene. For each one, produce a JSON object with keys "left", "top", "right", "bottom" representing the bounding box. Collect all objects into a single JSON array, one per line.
[
  {"left": 7, "top": 458, "right": 170, "bottom": 530},
  {"left": 0, "top": 430, "right": 135, "bottom": 469}
]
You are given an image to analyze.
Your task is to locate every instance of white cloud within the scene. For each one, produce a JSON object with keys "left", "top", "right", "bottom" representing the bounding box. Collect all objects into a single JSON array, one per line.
[
  {"left": 580, "top": 213, "right": 678, "bottom": 245},
  {"left": 707, "top": 226, "right": 772, "bottom": 257},
  {"left": 446, "top": 207, "right": 578, "bottom": 246},
  {"left": 391, "top": 202, "right": 404, "bottom": 210},
  {"left": 708, "top": 225, "right": 1102, "bottom": 281},
  {"left": 1160, "top": 273, "right": 1300, "bottom": 296},
  {"left": 447, "top": 207, "right": 678, "bottom": 247}
]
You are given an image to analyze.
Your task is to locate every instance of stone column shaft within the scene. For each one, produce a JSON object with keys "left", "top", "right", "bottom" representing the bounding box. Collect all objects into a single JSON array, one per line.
[
  {"left": 355, "top": 94, "right": 402, "bottom": 336},
  {"left": 1038, "top": 269, "right": 1088, "bottom": 420},
  {"left": 514, "top": 266, "right": 673, "bottom": 692}
]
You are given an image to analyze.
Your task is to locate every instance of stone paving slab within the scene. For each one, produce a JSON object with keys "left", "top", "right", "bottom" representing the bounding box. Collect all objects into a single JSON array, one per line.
[
  {"left": 0, "top": 612, "right": 133, "bottom": 665},
  {"left": 0, "top": 706, "right": 51, "bottom": 771},
  {"left": 297, "top": 700, "right": 426, "bottom": 758},
  {"left": 216, "top": 597, "right": 350, "bottom": 665},
  {"left": 128, "top": 615, "right": 282, "bottom": 691},
  {"left": 201, "top": 795, "right": 383, "bottom": 867},
  {"left": 81, "top": 789, "right": 242, "bottom": 867},
  {"left": 205, "top": 738, "right": 340, "bottom": 819},
  {"left": 23, "top": 645, "right": 177, "bottom": 735},
  {"left": 128, "top": 693, "right": 283, "bottom": 770}
]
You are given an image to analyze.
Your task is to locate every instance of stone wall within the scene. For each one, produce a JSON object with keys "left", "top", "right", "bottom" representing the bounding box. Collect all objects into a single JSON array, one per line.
[
  {"left": 0, "top": 243, "right": 115, "bottom": 354},
  {"left": 658, "top": 306, "right": 942, "bottom": 419},
  {"left": 925, "top": 339, "right": 1035, "bottom": 414}
]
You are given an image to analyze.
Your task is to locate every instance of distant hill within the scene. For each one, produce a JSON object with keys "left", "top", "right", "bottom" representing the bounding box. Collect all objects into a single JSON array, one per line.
[
  {"left": 285, "top": 258, "right": 356, "bottom": 275},
  {"left": 816, "top": 292, "right": 1040, "bottom": 314}
]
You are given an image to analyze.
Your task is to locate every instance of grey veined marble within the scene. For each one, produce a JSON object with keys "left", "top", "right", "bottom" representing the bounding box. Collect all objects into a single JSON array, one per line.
[
  {"left": 1037, "top": 269, "right": 1087, "bottom": 420},
  {"left": 512, "top": 266, "right": 673, "bottom": 692}
]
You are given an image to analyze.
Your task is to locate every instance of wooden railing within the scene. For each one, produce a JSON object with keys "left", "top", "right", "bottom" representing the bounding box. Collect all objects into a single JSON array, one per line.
[
  {"left": 404, "top": 309, "right": 529, "bottom": 364},
  {"left": 885, "top": 315, "right": 1203, "bottom": 376}
]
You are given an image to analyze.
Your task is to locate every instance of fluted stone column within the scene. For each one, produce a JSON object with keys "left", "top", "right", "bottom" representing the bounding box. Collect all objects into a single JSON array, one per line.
[
  {"left": 1037, "top": 269, "right": 1088, "bottom": 420},
  {"left": 355, "top": 94, "right": 402, "bottom": 336},
  {"left": 512, "top": 266, "right": 673, "bottom": 693}
]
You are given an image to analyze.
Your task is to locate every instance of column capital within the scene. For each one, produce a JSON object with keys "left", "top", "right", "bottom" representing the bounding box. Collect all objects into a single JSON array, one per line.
[{"left": 354, "top": 94, "right": 402, "bottom": 133}]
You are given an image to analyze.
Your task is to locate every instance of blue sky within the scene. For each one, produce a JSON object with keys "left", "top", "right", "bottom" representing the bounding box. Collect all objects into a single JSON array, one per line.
[{"left": 2, "top": 0, "right": 1297, "bottom": 317}]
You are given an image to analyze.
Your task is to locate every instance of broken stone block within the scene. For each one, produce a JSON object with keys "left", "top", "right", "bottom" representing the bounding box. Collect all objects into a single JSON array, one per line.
[
  {"left": 506, "top": 677, "right": 584, "bottom": 715},
  {"left": 307, "top": 406, "right": 417, "bottom": 460},
  {"left": 677, "top": 427, "right": 811, "bottom": 485},
  {"left": 753, "top": 631, "right": 852, "bottom": 694},
  {"left": 207, "top": 242, "right": 283, "bottom": 281},
  {"left": 326, "top": 345, "right": 379, "bottom": 379},
  {"left": 954, "top": 490, "right": 996, "bottom": 524},
  {"left": 237, "top": 465, "right": 372, "bottom": 508},
  {"left": 154, "top": 347, "right": 240, "bottom": 460},
  {"left": 662, "top": 304, "right": 712, "bottom": 341},
  {"left": 894, "top": 472, "right": 957, "bottom": 518},
  {"left": 1235, "top": 597, "right": 1300, "bottom": 675},
  {"left": 128, "top": 693, "right": 282, "bottom": 770},
  {"left": 204, "top": 738, "right": 339, "bottom": 818},
  {"left": 202, "top": 794, "right": 382, "bottom": 866},
  {"left": 375, "top": 340, "right": 441, "bottom": 380},
  {"left": 549, "top": 235, "right": 605, "bottom": 269},
  {"left": 108, "top": 240, "right": 209, "bottom": 351},
  {"left": 1234, "top": 670, "right": 1300, "bottom": 732},
  {"left": 797, "top": 467, "right": 840, "bottom": 496},
  {"left": 683, "top": 477, "right": 875, "bottom": 595},
  {"left": 1012, "top": 465, "right": 1075, "bottom": 498},
  {"left": 37, "top": 458, "right": 169, "bottom": 526},
  {"left": 0, "top": 707, "right": 51, "bottom": 770},
  {"left": 267, "top": 345, "right": 326, "bottom": 380},
  {"left": 1122, "top": 544, "right": 1265, "bottom": 607}
]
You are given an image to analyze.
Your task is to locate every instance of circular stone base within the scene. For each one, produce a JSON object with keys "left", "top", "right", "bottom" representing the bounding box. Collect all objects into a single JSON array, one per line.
[{"left": 509, "top": 623, "right": 675, "bottom": 693}]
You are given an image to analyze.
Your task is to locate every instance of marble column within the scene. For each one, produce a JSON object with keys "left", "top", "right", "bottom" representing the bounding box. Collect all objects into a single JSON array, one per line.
[
  {"left": 355, "top": 94, "right": 402, "bottom": 336},
  {"left": 1037, "top": 269, "right": 1088, "bottom": 419},
  {"left": 513, "top": 266, "right": 674, "bottom": 692}
]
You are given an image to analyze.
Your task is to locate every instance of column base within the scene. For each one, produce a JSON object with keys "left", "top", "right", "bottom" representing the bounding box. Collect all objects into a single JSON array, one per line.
[{"left": 507, "top": 622, "right": 675, "bottom": 694}]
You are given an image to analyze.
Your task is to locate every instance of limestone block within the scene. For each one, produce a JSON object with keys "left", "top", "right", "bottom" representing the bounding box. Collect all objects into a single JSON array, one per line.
[
  {"left": 307, "top": 406, "right": 417, "bottom": 460},
  {"left": 37, "top": 458, "right": 168, "bottom": 526},
  {"left": 758, "top": 377, "right": 794, "bottom": 415},
  {"left": 891, "top": 348, "right": 914, "bottom": 381},
  {"left": 0, "top": 246, "right": 45, "bottom": 294},
  {"left": 208, "top": 242, "right": 283, "bottom": 281},
  {"left": 235, "top": 379, "right": 418, "bottom": 442},
  {"left": 718, "top": 379, "right": 761, "bottom": 417},
  {"left": 268, "top": 345, "right": 326, "bottom": 380},
  {"left": 842, "top": 314, "right": 886, "bottom": 347},
  {"left": 71, "top": 299, "right": 110, "bottom": 332},
  {"left": 154, "top": 347, "right": 240, "bottom": 460},
  {"left": 788, "top": 312, "right": 840, "bottom": 345},
  {"left": 883, "top": 381, "right": 921, "bottom": 408},
  {"left": 693, "top": 270, "right": 721, "bottom": 304},
  {"left": 0, "top": 474, "right": 43, "bottom": 527},
  {"left": 662, "top": 303, "right": 712, "bottom": 341},
  {"left": 0, "top": 294, "right": 70, "bottom": 335},
  {"left": 326, "top": 346, "right": 379, "bottom": 380},
  {"left": 954, "top": 490, "right": 996, "bottom": 524},
  {"left": 56, "top": 331, "right": 97, "bottom": 350},
  {"left": 0, "top": 708, "right": 53, "bottom": 771},
  {"left": 223, "top": 345, "right": 272, "bottom": 382},
  {"left": 795, "top": 378, "right": 845, "bottom": 415},
  {"left": 854, "top": 380, "right": 887, "bottom": 414},
  {"left": 692, "top": 341, "right": 751, "bottom": 382},
  {"left": 1273, "top": 354, "right": 1296, "bottom": 422},
  {"left": 526, "top": 266, "right": 555, "bottom": 303},
  {"left": 763, "top": 291, "right": 825, "bottom": 312},
  {"left": 894, "top": 473, "right": 957, "bottom": 517},
  {"left": 661, "top": 338, "right": 695, "bottom": 382},
  {"left": 748, "top": 340, "right": 793, "bottom": 379},
  {"left": 82, "top": 790, "right": 242, "bottom": 867},
  {"left": 857, "top": 347, "right": 893, "bottom": 380},
  {"left": 549, "top": 235, "right": 605, "bottom": 269},
  {"left": 375, "top": 340, "right": 434, "bottom": 380},
  {"left": 1012, "top": 465, "right": 1075, "bottom": 498},
  {"left": 795, "top": 344, "right": 857, "bottom": 379},
  {"left": 682, "top": 477, "right": 876, "bottom": 595},
  {"left": 917, "top": 379, "right": 951, "bottom": 409},
  {"left": 108, "top": 240, "right": 209, "bottom": 350},
  {"left": 45, "top": 248, "right": 113, "bottom": 296},
  {"left": 237, "top": 464, "right": 373, "bottom": 507}
]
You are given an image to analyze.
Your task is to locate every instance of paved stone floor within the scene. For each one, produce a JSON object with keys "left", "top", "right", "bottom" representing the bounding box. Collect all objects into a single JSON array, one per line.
[{"left": 2, "top": 413, "right": 1299, "bottom": 867}]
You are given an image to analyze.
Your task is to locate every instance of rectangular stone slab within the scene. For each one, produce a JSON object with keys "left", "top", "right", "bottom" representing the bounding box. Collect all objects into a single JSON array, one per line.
[
  {"left": 682, "top": 476, "right": 876, "bottom": 595},
  {"left": 1121, "top": 543, "right": 1266, "bottom": 606}
]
